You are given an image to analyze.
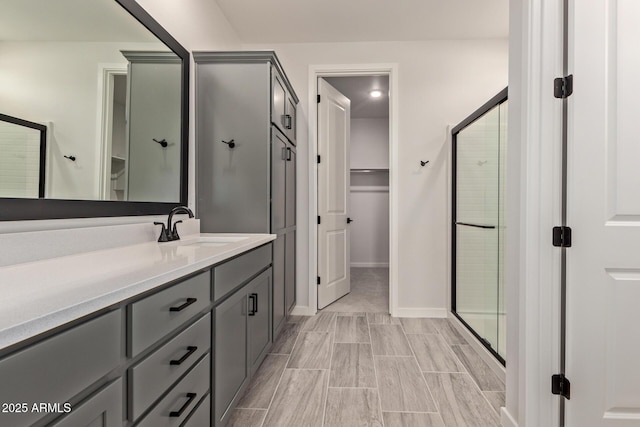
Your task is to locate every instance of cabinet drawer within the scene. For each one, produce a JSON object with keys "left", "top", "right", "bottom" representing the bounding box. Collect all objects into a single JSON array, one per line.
[
  {"left": 214, "top": 244, "right": 271, "bottom": 300},
  {"left": 50, "top": 378, "right": 122, "bottom": 427},
  {"left": 0, "top": 311, "right": 121, "bottom": 427},
  {"left": 182, "top": 393, "right": 210, "bottom": 427},
  {"left": 130, "top": 313, "right": 211, "bottom": 420},
  {"left": 136, "top": 354, "right": 210, "bottom": 427},
  {"left": 130, "top": 271, "right": 211, "bottom": 356}
]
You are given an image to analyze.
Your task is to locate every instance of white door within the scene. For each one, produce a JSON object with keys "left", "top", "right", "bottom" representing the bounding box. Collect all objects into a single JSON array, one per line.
[
  {"left": 566, "top": 0, "right": 640, "bottom": 425},
  {"left": 317, "top": 78, "right": 351, "bottom": 309}
]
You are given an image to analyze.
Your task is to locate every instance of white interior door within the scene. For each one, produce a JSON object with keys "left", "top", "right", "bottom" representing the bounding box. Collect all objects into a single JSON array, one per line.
[
  {"left": 566, "top": 0, "right": 640, "bottom": 425},
  {"left": 317, "top": 78, "right": 351, "bottom": 309}
]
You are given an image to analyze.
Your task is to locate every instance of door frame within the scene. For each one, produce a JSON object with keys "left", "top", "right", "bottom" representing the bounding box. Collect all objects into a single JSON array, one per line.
[
  {"left": 308, "top": 63, "right": 399, "bottom": 315},
  {"left": 96, "top": 64, "right": 128, "bottom": 199}
]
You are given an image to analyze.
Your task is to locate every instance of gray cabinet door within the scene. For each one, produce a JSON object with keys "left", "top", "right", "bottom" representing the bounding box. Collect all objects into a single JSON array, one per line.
[
  {"left": 271, "top": 70, "right": 287, "bottom": 134},
  {"left": 271, "top": 128, "right": 287, "bottom": 232},
  {"left": 50, "top": 378, "right": 123, "bottom": 427},
  {"left": 214, "top": 289, "right": 248, "bottom": 427},
  {"left": 272, "top": 235, "right": 285, "bottom": 338},
  {"left": 285, "top": 95, "right": 297, "bottom": 144},
  {"left": 285, "top": 144, "right": 296, "bottom": 228},
  {"left": 196, "top": 61, "right": 271, "bottom": 233},
  {"left": 247, "top": 269, "right": 272, "bottom": 374},
  {"left": 285, "top": 231, "right": 296, "bottom": 315}
]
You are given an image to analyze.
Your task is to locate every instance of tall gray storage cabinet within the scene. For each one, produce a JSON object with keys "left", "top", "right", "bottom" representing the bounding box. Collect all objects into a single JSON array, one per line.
[{"left": 194, "top": 51, "right": 298, "bottom": 339}]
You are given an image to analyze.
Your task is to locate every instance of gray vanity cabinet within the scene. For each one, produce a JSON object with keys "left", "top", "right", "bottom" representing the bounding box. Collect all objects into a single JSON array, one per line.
[
  {"left": 247, "top": 269, "right": 272, "bottom": 374},
  {"left": 49, "top": 379, "right": 122, "bottom": 427},
  {"left": 194, "top": 50, "right": 298, "bottom": 344},
  {"left": 214, "top": 287, "right": 248, "bottom": 427}
]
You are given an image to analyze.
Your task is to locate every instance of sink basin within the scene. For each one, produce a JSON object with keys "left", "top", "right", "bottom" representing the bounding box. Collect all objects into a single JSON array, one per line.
[{"left": 180, "top": 235, "right": 250, "bottom": 247}]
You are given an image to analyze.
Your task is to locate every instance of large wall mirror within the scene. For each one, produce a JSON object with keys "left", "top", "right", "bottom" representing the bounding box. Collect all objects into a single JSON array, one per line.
[{"left": 0, "top": 0, "right": 189, "bottom": 220}]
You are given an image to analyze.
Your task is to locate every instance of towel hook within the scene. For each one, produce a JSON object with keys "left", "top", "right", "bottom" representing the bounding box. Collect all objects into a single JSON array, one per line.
[
  {"left": 64, "top": 155, "right": 76, "bottom": 161},
  {"left": 420, "top": 160, "right": 429, "bottom": 166}
]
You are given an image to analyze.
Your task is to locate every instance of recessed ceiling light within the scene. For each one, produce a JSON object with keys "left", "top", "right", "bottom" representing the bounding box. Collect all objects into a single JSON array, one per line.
[{"left": 370, "top": 90, "right": 382, "bottom": 98}]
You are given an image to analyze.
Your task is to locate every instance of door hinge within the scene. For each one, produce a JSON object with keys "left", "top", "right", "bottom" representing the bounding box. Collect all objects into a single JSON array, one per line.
[
  {"left": 554, "top": 75, "right": 573, "bottom": 98},
  {"left": 553, "top": 226, "right": 572, "bottom": 247},
  {"left": 317, "top": 94, "right": 321, "bottom": 103},
  {"left": 317, "top": 155, "right": 321, "bottom": 164},
  {"left": 317, "top": 216, "right": 321, "bottom": 225},
  {"left": 551, "top": 374, "right": 571, "bottom": 399},
  {"left": 317, "top": 276, "right": 321, "bottom": 285}
]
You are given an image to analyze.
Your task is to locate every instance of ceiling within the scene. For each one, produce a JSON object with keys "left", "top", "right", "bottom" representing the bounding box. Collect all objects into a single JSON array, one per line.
[
  {"left": 324, "top": 76, "right": 389, "bottom": 119},
  {"left": 1, "top": 0, "right": 160, "bottom": 43},
  {"left": 215, "top": 0, "right": 508, "bottom": 43}
]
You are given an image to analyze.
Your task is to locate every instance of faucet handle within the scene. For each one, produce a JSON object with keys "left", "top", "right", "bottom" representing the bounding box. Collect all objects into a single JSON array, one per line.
[
  {"left": 171, "top": 220, "right": 183, "bottom": 240},
  {"left": 154, "top": 222, "right": 170, "bottom": 242}
]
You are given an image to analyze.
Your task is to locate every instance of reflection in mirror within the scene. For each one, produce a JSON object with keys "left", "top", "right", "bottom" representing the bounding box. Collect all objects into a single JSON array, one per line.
[
  {"left": 0, "top": 114, "right": 46, "bottom": 198},
  {"left": 0, "top": 0, "right": 184, "bottom": 204}
]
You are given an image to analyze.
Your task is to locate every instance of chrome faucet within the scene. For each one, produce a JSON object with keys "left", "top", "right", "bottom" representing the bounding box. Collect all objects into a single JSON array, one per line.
[{"left": 155, "top": 206, "right": 194, "bottom": 242}]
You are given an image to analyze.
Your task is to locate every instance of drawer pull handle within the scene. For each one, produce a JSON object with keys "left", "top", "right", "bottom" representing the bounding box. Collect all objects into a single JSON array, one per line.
[
  {"left": 169, "top": 392, "right": 197, "bottom": 417},
  {"left": 169, "top": 298, "right": 197, "bottom": 312},
  {"left": 170, "top": 346, "right": 198, "bottom": 366}
]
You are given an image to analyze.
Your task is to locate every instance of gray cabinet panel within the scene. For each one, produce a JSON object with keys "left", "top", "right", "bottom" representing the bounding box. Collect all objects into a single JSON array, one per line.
[
  {"left": 271, "top": 129, "right": 286, "bottom": 232},
  {"left": 214, "top": 289, "right": 248, "bottom": 426},
  {"left": 137, "top": 354, "right": 210, "bottom": 427},
  {"left": 285, "top": 144, "right": 296, "bottom": 228},
  {"left": 248, "top": 269, "right": 272, "bottom": 374},
  {"left": 130, "top": 313, "right": 210, "bottom": 420},
  {"left": 285, "top": 231, "right": 296, "bottom": 315},
  {"left": 285, "top": 94, "right": 297, "bottom": 144},
  {"left": 50, "top": 379, "right": 123, "bottom": 427},
  {"left": 272, "top": 235, "right": 285, "bottom": 338},
  {"left": 196, "top": 62, "right": 271, "bottom": 233},
  {"left": 130, "top": 271, "right": 211, "bottom": 356},
  {"left": 214, "top": 244, "right": 271, "bottom": 301},
  {"left": 0, "top": 311, "right": 121, "bottom": 427},
  {"left": 271, "top": 70, "right": 287, "bottom": 135},
  {"left": 182, "top": 393, "right": 210, "bottom": 427}
]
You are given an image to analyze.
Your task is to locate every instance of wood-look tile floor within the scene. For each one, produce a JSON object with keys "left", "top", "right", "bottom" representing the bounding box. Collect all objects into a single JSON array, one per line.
[{"left": 230, "top": 313, "right": 504, "bottom": 426}]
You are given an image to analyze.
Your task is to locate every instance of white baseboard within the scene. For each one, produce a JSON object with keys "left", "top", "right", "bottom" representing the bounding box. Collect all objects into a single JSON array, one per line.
[
  {"left": 350, "top": 262, "right": 389, "bottom": 268},
  {"left": 501, "top": 407, "right": 518, "bottom": 427},
  {"left": 290, "top": 305, "right": 316, "bottom": 316},
  {"left": 394, "top": 307, "right": 448, "bottom": 318}
]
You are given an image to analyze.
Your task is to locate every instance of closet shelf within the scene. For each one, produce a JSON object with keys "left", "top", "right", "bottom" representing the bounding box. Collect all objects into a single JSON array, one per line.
[{"left": 350, "top": 168, "right": 389, "bottom": 173}]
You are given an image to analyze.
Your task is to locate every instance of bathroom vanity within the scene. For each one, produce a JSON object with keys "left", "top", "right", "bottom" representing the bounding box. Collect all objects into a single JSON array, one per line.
[{"left": 0, "top": 233, "right": 275, "bottom": 427}]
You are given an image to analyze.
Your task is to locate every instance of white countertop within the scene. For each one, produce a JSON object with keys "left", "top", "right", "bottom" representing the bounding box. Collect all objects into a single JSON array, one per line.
[{"left": 0, "top": 233, "right": 275, "bottom": 350}]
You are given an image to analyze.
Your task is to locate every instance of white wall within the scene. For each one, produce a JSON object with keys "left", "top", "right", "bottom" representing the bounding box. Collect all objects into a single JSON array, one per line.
[
  {"left": 350, "top": 118, "right": 390, "bottom": 267},
  {"left": 245, "top": 40, "right": 508, "bottom": 313},
  {"left": 350, "top": 118, "right": 389, "bottom": 169}
]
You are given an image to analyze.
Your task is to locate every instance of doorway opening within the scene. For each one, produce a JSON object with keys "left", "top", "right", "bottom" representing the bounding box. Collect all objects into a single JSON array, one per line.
[{"left": 309, "top": 64, "right": 398, "bottom": 315}]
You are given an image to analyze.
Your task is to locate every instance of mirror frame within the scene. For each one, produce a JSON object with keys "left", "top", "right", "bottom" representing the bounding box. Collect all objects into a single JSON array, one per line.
[{"left": 0, "top": 0, "right": 189, "bottom": 221}]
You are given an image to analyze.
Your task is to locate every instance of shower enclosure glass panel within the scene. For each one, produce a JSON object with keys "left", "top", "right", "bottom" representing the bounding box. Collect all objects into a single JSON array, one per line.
[{"left": 452, "top": 89, "right": 507, "bottom": 364}]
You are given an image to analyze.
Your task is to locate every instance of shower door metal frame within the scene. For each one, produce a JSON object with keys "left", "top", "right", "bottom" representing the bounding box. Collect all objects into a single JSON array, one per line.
[{"left": 451, "top": 87, "right": 508, "bottom": 366}]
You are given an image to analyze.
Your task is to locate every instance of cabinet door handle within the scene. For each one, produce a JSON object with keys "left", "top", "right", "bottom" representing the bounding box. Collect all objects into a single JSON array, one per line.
[
  {"left": 169, "top": 297, "right": 197, "bottom": 312},
  {"left": 170, "top": 346, "right": 198, "bottom": 366},
  {"left": 285, "top": 114, "right": 292, "bottom": 129},
  {"left": 248, "top": 293, "right": 258, "bottom": 316},
  {"left": 169, "top": 392, "right": 197, "bottom": 417},
  {"left": 286, "top": 147, "right": 292, "bottom": 161}
]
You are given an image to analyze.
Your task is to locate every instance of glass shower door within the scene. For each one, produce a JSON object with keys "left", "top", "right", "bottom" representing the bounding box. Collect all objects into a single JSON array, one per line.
[{"left": 452, "top": 89, "right": 507, "bottom": 364}]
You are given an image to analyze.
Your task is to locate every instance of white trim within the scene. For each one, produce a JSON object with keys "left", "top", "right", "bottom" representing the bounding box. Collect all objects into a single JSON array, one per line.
[
  {"left": 96, "top": 64, "right": 127, "bottom": 200},
  {"left": 308, "top": 63, "right": 399, "bottom": 317},
  {"left": 395, "top": 307, "right": 447, "bottom": 318},
  {"left": 350, "top": 262, "right": 389, "bottom": 268},
  {"left": 448, "top": 312, "right": 506, "bottom": 383},
  {"left": 289, "top": 305, "right": 316, "bottom": 316},
  {"left": 501, "top": 407, "right": 519, "bottom": 427}
]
